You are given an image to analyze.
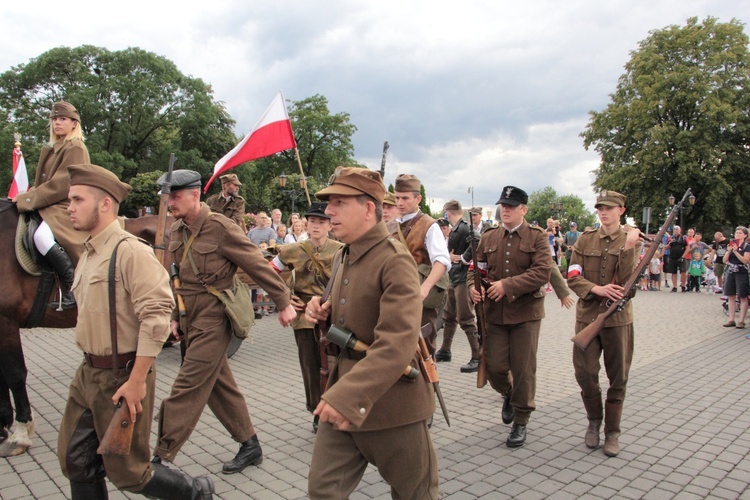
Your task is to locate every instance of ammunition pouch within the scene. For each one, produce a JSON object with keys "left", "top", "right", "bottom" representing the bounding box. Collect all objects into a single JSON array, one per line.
[{"left": 418, "top": 263, "right": 449, "bottom": 310}]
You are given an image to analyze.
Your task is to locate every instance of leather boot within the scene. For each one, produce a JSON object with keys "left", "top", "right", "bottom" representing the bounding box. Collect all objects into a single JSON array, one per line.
[
  {"left": 70, "top": 480, "right": 108, "bottom": 500},
  {"left": 222, "top": 434, "right": 263, "bottom": 474},
  {"left": 582, "top": 395, "right": 603, "bottom": 449},
  {"left": 140, "top": 462, "right": 214, "bottom": 500},
  {"left": 45, "top": 244, "right": 76, "bottom": 310},
  {"left": 501, "top": 394, "right": 515, "bottom": 425},
  {"left": 603, "top": 402, "right": 623, "bottom": 457}
]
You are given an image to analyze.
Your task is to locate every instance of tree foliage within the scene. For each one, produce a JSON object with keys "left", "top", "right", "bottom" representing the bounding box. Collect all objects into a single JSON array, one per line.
[
  {"left": 581, "top": 17, "right": 750, "bottom": 231},
  {"left": 526, "top": 187, "right": 597, "bottom": 229},
  {"left": 0, "top": 45, "right": 238, "bottom": 215}
]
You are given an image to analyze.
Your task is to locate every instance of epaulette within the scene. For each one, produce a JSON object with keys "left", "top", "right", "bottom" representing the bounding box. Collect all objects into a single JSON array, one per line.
[
  {"left": 387, "top": 236, "right": 409, "bottom": 254},
  {"left": 527, "top": 225, "right": 544, "bottom": 233},
  {"left": 484, "top": 225, "right": 499, "bottom": 233},
  {"left": 583, "top": 227, "right": 598, "bottom": 234}
]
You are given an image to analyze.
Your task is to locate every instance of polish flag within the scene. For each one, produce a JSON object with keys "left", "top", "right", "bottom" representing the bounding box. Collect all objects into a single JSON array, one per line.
[
  {"left": 204, "top": 91, "right": 296, "bottom": 193},
  {"left": 8, "top": 143, "right": 28, "bottom": 198}
]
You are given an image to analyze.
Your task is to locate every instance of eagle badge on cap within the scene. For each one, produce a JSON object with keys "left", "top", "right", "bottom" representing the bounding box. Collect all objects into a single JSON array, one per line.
[
  {"left": 600, "top": 190, "right": 608, "bottom": 198},
  {"left": 505, "top": 187, "right": 513, "bottom": 198}
]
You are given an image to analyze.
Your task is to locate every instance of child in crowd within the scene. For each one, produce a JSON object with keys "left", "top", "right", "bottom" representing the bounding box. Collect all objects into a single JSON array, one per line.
[
  {"left": 703, "top": 255, "right": 717, "bottom": 294},
  {"left": 649, "top": 251, "right": 662, "bottom": 291},
  {"left": 686, "top": 250, "right": 705, "bottom": 292}
]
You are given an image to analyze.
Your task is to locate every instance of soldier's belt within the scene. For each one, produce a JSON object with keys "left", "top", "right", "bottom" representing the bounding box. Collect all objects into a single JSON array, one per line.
[{"left": 84, "top": 351, "right": 136, "bottom": 370}]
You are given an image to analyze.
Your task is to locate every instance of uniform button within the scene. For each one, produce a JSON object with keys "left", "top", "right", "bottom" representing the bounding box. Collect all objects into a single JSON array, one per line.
[
  {"left": 340, "top": 298, "right": 346, "bottom": 305},
  {"left": 505, "top": 269, "right": 510, "bottom": 273},
  {"left": 339, "top": 317, "right": 345, "bottom": 324},
  {"left": 506, "top": 251, "right": 510, "bottom": 255},
  {"left": 359, "top": 408, "right": 366, "bottom": 415},
  {"left": 343, "top": 279, "right": 349, "bottom": 285},
  {"left": 505, "top": 260, "right": 509, "bottom": 264},
  {"left": 603, "top": 256, "right": 607, "bottom": 260},
  {"left": 601, "top": 274, "right": 605, "bottom": 278},
  {"left": 507, "top": 243, "right": 512, "bottom": 247},
  {"left": 25, "top": 198, "right": 31, "bottom": 202}
]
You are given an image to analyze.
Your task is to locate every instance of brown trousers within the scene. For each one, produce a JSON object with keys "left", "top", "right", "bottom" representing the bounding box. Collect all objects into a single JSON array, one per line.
[
  {"left": 155, "top": 294, "right": 254, "bottom": 461},
  {"left": 421, "top": 306, "right": 438, "bottom": 351},
  {"left": 484, "top": 320, "right": 541, "bottom": 425},
  {"left": 440, "top": 282, "right": 480, "bottom": 358},
  {"left": 573, "top": 322, "right": 634, "bottom": 405},
  {"left": 295, "top": 328, "right": 322, "bottom": 413},
  {"left": 58, "top": 362, "right": 155, "bottom": 492},
  {"left": 308, "top": 420, "right": 439, "bottom": 499}
]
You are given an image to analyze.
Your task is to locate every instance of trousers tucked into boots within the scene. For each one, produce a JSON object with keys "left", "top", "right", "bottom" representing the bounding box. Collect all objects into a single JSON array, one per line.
[
  {"left": 582, "top": 395, "right": 603, "bottom": 449},
  {"left": 603, "top": 402, "right": 623, "bottom": 457}
]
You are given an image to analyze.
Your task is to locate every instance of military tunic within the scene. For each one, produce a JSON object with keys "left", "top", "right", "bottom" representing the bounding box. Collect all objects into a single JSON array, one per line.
[
  {"left": 470, "top": 222, "right": 550, "bottom": 425},
  {"left": 206, "top": 192, "right": 247, "bottom": 232},
  {"left": 308, "top": 222, "right": 438, "bottom": 499},
  {"left": 59, "top": 220, "right": 174, "bottom": 492},
  {"left": 567, "top": 227, "right": 640, "bottom": 405},
  {"left": 16, "top": 138, "right": 90, "bottom": 264},
  {"left": 272, "top": 238, "right": 344, "bottom": 412},
  {"left": 155, "top": 203, "right": 292, "bottom": 462}
]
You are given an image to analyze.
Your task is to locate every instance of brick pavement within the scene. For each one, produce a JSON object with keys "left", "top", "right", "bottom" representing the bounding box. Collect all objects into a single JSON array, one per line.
[{"left": 1, "top": 288, "right": 749, "bottom": 499}]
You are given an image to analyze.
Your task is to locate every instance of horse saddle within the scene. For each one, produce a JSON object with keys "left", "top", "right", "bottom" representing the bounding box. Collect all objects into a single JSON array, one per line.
[{"left": 16, "top": 212, "right": 45, "bottom": 276}]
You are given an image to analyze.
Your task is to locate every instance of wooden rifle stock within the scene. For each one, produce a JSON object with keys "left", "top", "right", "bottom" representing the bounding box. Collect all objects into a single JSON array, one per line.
[
  {"left": 154, "top": 153, "right": 176, "bottom": 265},
  {"left": 570, "top": 188, "right": 693, "bottom": 351},
  {"left": 97, "top": 399, "right": 133, "bottom": 456},
  {"left": 470, "top": 230, "right": 488, "bottom": 388}
]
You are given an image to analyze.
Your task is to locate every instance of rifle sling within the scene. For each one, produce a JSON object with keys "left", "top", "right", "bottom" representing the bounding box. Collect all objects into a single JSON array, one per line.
[{"left": 109, "top": 238, "right": 129, "bottom": 385}]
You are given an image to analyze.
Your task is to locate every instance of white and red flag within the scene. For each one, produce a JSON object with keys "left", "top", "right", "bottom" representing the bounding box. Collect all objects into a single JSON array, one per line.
[
  {"left": 204, "top": 91, "right": 296, "bottom": 193},
  {"left": 8, "top": 140, "right": 28, "bottom": 198}
]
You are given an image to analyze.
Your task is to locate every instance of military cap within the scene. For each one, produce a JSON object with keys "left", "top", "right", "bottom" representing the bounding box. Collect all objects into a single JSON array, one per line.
[
  {"left": 469, "top": 206, "right": 482, "bottom": 215},
  {"left": 437, "top": 218, "right": 450, "bottom": 227},
  {"left": 595, "top": 190, "right": 626, "bottom": 208},
  {"left": 68, "top": 163, "right": 132, "bottom": 203},
  {"left": 383, "top": 191, "right": 396, "bottom": 206},
  {"left": 50, "top": 101, "right": 80, "bottom": 121},
  {"left": 305, "top": 202, "right": 330, "bottom": 220},
  {"left": 157, "top": 169, "right": 201, "bottom": 192},
  {"left": 443, "top": 199, "right": 462, "bottom": 212},
  {"left": 220, "top": 173, "right": 242, "bottom": 186},
  {"left": 495, "top": 186, "right": 528, "bottom": 206},
  {"left": 315, "top": 166, "right": 386, "bottom": 202},
  {"left": 394, "top": 174, "right": 421, "bottom": 193}
]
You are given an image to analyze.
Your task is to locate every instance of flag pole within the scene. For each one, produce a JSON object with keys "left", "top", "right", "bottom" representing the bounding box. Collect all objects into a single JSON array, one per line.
[{"left": 294, "top": 146, "right": 311, "bottom": 206}]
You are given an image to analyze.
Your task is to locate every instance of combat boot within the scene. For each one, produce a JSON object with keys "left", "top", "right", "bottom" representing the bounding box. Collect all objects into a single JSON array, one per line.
[
  {"left": 582, "top": 395, "right": 603, "bottom": 449},
  {"left": 140, "top": 462, "right": 213, "bottom": 499},
  {"left": 222, "top": 434, "right": 263, "bottom": 474},
  {"left": 603, "top": 401, "right": 623, "bottom": 457},
  {"left": 70, "top": 480, "right": 108, "bottom": 500},
  {"left": 45, "top": 244, "right": 76, "bottom": 310}
]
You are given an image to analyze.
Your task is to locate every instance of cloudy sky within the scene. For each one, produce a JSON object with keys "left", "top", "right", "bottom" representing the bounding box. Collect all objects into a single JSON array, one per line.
[{"left": 2, "top": 1, "right": 747, "bottom": 214}]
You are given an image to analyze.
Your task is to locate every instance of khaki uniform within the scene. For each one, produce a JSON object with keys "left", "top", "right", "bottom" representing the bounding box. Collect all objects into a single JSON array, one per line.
[
  {"left": 58, "top": 220, "right": 174, "bottom": 491},
  {"left": 309, "top": 222, "right": 438, "bottom": 499},
  {"left": 155, "top": 203, "right": 291, "bottom": 462},
  {"left": 16, "top": 138, "right": 90, "bottom": 264},
  {"left": 567, "top": 227, "right": 640, "bottom": 406},
  {"left": 206, "top": 193, "right": 247, "bottom": 232},
  {"left": 470, "top": 223, "right": 550, "bottom": 425},
  {"left": 274, "top": 238, "right": 344, "bottom": 412}
]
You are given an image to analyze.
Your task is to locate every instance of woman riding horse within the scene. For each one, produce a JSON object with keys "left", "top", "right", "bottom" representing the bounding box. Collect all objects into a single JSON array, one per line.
[{"left": 12, "top": 101, "right": 90, "bottom": 310}]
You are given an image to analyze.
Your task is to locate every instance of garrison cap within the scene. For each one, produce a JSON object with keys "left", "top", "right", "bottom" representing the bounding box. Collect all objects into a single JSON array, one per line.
[
  {"left": 68, "top": 163, "right": 132, "bottom": 203},
  {"left": 50, "top": 101, "right": 80, "bottom": 121},
  {"left": 158, "top": 169, "right": 201, "bottom": 192},
  {"left": 437, "top": 218, "right": 450, "bottom": 227},
  {"left": 315, "top": 166, "right": 386, "bottom": 202},
  {"left": 395, "top": 174, "right": 421, "bottom": 193},
  {"left": 495, "top": 186, "right": 528, "bottom": 206},
  {"left": 595, "top": 190, "right": 626, "bottom": 208},
  {"left": 469, "top": 206, "right": 482, "bottom": 215},
  {"left": 220, "top": 173, "right": 242, "bottom": 186},
  {"left": 383, "top": 191, "right": 396, "bottom": 206},
  {"left": 443, "top": 199, "right": 462, "bottom": 212},
  {"left": 305, "top": 202, "right": 330, "bottom": 220}
]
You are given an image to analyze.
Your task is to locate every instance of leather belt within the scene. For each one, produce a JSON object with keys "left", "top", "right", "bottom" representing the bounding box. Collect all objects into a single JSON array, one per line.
[{"left": 84, "top": 351, "right": 136, "bottom": 370}]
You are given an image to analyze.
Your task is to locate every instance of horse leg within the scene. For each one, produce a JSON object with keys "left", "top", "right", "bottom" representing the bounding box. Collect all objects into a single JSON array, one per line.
[
  {"left": 0, "top": 333, "right": 35, "bottom": 457},
  {"left": 0, "top": 373, "right": 12, "bottom": 443}
]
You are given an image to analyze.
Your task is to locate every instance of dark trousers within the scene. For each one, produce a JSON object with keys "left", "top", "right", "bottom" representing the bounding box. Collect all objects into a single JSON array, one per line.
[
  {"left": 440, "top": 282, "right": 480, "bottom": 358},
  {"left": 294, "top": 328, "right": 322, "bottom": 413},
  {"left": 687, "top": 275, "right": 701, "bottom": 291},
  {"left": 573, "top": 322, "right": 634, "bottom": 405},
  {"left": 484, "top": 320, "right": 540, "bottom": 425}
]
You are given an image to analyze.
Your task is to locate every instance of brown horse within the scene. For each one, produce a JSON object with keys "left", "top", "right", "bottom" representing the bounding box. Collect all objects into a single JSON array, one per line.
[{"left": 0, "top": 199, "right": 172, "bottom": 457}]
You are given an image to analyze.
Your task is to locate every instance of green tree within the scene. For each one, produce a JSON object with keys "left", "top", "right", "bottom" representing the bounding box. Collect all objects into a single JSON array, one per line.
[
  {"left": 581, "top": 17, "right": 750, "bottom": 230},
  {"left": 0, "top": 45, "right": 238, "bottom": 214},
  {"left": 526, "top": 187, "right": 597, "bottom": 229}
]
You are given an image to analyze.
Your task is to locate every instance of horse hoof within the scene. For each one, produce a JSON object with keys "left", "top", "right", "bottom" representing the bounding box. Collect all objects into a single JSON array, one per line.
[
  {"left": 0, "top": 427, "right": 8, "bottom": 444},
  {"left": 0, "top": 439, "right": 29, "bottom": 457}
]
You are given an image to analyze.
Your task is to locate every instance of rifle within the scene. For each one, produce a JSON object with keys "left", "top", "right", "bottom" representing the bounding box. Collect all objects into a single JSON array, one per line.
[
  {"left": 326, "top": 325, "right": 419, "bottom": 380},
  {"left": 417, "top": 324, "right": 450, "bottom": 426},
  {"left": 571, "top": 188, "right": 692, "bottom": 351},
  {"left": 378, "top": 141, "right": 389, "bottom": 181},
  {"left": 154, "top": 153, "right": 176, "bottom": 265},
  {"left": 470, "top": 228, "right": 488, "bottom": 388},
  {"left": 97, "top": 399, "right": 133, "bottom": 456},
  {"left": 315, "top": 254, "right": 343, "bottom": 394}
]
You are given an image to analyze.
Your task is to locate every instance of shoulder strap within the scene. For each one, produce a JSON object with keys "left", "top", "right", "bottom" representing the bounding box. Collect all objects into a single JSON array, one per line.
[
  {"left": 109, "top": 238, "right": 130, "bottom": 385},
  {"left": 321, "top": 248, "right": 346, "bottom": 305}
]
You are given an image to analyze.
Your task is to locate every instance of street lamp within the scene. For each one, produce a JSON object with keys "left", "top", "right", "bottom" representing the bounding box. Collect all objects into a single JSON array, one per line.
[
  {"left": 278, "top": 173, "right": 307, "bottom": 215},
  {"left": 549, "top": 199, "right": 564, "bottom": 223},
  {"left": 668, "top": 192, "right": 696, "bottom": 228}
]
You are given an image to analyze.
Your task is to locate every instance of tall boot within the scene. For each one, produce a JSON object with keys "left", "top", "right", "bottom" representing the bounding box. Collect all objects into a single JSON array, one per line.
[
  {"left": 582, "top": 395, "right": 603, "bottom": 449},
  {"left": 139, "top": 462, "right": 213, "bottom": 500},
  {"left": 603, "top": 401, "right": 623, "bottom": 457},
  {"left": 222, "top": 434, "right": 263, "bottom": 474},
  {"left": 45, "top": 244, "right": 76, "bottom": 310},
  {"left": 70, "top": 480, "right": 108, "bottom": 500}
]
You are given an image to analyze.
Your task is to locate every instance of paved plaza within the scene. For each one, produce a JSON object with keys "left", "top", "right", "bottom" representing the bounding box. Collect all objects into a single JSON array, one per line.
[{"left": 1, "top": 287, "right": 750, "bottom": 499}]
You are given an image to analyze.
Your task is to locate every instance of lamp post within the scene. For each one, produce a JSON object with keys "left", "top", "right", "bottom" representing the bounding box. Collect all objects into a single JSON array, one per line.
[
  {"left": 468, "top": 187, "right": 474, "bottom": 208},
  {"left": 278, "top": 173, "right": 307, "bottom": 215},
  {"left": 668, "top": 192, "right": 696, "bottom": 228},
  {"left": 549, "top": 199, "right": 564, "bottom": 223}
]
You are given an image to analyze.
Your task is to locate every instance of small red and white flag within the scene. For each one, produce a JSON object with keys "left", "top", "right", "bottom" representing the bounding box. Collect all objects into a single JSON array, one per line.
[
  {"left": 204, "top": 91, "right": 296, "bottom": 193},
  {"left": 8, "top": 141, "right": 28, "bottom": 198}
]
